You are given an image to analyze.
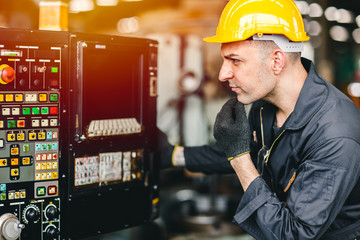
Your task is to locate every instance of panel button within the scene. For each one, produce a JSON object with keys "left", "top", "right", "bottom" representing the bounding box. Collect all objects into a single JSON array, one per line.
[
  {"left": 17, "top": 132, "right": 25, "bottom": 141},
  {"left": 0, "top": 121, "right": 3, "bottom": 128},
  {"left": 38, "top": 132, "right": 46, "bottom": 140},
  {"left": 2, "top": 108, "right": 10, "bottom": 116},
  {"left": 0, "top": 139, "right": 4, "bottom": 148},
  {"left": 0, "top": 94, "right": 3, "bottom": 102},
  {"left": 41, "top": 119, "right": 49, "bottom": 127},
  {"left": 50, "top": 119, "right": 58, "bottom": 127},
  {"left": 10, "top": 168, "right": 19, "bottom": 176},
  {"left": 7, "top": 120, "right": 16, "bottom": 128},
  {"left": 17, "top": 120, "right": 25, "bottom": 128},
  {"left": 41, "top": 107, "right": 49, "bottom": 115},
  {"left": 0, "top": 159, "right": 7, "bottom": 167},
  {"left": 48, "top": 186, "right": 57, "bottom": 195},
  {"left": 5, "top": 94, "right": 14, "bottom": 102},
  {"left": 23, "top": 144, "right": 30, "bottom": 153},
  {"left": 22, "top": 107, "right": 31, "bottom": 115},
  {"left": 28, "top": 132, "right": 37, "bottom": 141},
  {"left": 25, "top": 94, "right": 37, "bottom": 102},
  {"left": 7, "top": 133, "right": 16, "bottom": 142},
  {"left": 22, "top": 157, "right": 31, "bottom": 165},
  {"left": 50, "top": 107, "right": 58, "bottom": 115},
  {"left": 39, "top": 93, "right": 47, "bottom": 102},
  {"left": 12, "top": 108, "right": 20, "bottom": 115},
  {"left": 50, "top": 94, "right": 58, "bottom": 102},
  {"left": 36, "top": 187, "right": 46, "bottom": 196},
  {"left": 31, "top": 120, "right": 40, "bottom": 127},
  {"left": 11, "top": 158, "right": 19, "bottom": 166},
  {"left": 32, "top": 107, "right": 40, "bottom": 115},
  {"left": 15, "top": 94, "right": 23, "bottom": 102},
  {"left": 10, "top": 146, "right": 19, "bottom": 156},
  {"left": 0, "top": 192, "right": 6, "bottom": 201}
]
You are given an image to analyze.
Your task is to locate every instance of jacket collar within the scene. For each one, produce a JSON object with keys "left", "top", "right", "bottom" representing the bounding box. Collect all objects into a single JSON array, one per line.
[{"left": 284, "top": 58, "right": 328, "bottom": 130}]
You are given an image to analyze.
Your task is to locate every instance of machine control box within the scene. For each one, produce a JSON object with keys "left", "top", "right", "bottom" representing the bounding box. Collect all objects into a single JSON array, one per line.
[{"left": 0, "top": 28, "right": 159, "bottom": 240}]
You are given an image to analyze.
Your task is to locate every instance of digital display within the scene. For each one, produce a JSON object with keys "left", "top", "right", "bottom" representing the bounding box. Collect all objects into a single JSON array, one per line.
[{"left": 80, "top": 43, "right": 143, "bottom": 136}]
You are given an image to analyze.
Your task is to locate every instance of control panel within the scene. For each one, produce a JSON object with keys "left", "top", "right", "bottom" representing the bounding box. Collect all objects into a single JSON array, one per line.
[{"left": 0, "top": 29, "right": 66, "bottom": 240}]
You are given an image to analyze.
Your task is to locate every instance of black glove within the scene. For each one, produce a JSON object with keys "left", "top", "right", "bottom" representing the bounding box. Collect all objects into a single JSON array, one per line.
[
  {"left": 213, "top": 98, "right": 251, "bottom": 160},
  {"left": 155, "top": 128, "right": 175, "bottom": 169}
]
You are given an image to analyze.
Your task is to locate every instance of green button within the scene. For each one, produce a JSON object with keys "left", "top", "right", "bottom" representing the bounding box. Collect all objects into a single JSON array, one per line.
[
  {"left": 23, "top": 144, "right": 30, "bottom": 153},
  {"left": 51, "top": 67, "right": 58, "bottom": 73},
  {"left": 37, "top": 187, "right": 45, "bottom": 196},
  {"left": 0, "top": 192, "right": 6, "bottom": 201},
  {"left": 7, "top": 120, "right": 16, "bottom": 128},
  {"left": 50, "top": 94, "right": 58, "bottom": 102},
  {"left": 41, "top": 107, "right": 49, "bottom": 114},
  {"left": 32, "top": 107, "right": 40, "bottom": 115},
  {"left": 23, "top": 108, "right": 30, "bottom": 115}
]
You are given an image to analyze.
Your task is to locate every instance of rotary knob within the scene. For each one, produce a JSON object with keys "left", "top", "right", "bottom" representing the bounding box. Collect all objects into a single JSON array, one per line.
[
  {"left": 0, "top": 213, "right": 25, "bottom": 240},
  {"left": 0, "top": 64, "right": 15, "bottom": 85},
  {"left": 45, "top": 205, "right": 59, "bottom": 220},
  {"left": 45, "top": 225, "right": 59, "bottom": 239},
  {"left": 23, "top": 205, "right": 40, "bottom": 224}
]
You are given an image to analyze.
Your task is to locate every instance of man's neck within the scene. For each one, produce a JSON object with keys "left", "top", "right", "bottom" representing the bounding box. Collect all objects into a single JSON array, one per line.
[{"left": 267, "top": 61, "right": 308, "bottom": 128}]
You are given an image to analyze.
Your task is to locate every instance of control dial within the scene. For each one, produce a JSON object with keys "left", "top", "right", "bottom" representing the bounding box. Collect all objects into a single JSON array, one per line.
[
  {"left": 45, "top": 224, "right": 59, "bottom": 239},
  {"left": 45, "top": 204, "right": 59, "bottom": 220},
  {"left": 0, "top": 64, "right": 15, "bottom": 85},
  {"left": 0, "top": 213, "right": 25, "bottom": 240},
  {"left": 22, "top": 204, "right": 40, "bottom": 224}
]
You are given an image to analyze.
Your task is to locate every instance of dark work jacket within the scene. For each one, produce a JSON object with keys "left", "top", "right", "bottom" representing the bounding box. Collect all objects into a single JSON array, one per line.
[{"left": 184, "top": 58, "right": 360, "bottom": 239}]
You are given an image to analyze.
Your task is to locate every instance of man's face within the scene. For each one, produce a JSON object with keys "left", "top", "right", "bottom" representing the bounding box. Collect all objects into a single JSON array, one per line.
[{"left": 219, "top": 40, "right": 277, "bottom": 104}]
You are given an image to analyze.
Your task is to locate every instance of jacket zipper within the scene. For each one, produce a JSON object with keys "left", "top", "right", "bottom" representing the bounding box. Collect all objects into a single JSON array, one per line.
[{"left": 264, "top": 129, "right": 285, "bottom": 166}]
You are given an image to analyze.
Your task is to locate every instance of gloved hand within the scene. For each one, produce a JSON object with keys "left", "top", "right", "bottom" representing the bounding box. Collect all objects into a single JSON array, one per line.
[
  {"left": 213, "top": 98, "right": 251, "bottom": 161},
  {"left": 155, "top": 128, "right": 175, "bottom": 169}
]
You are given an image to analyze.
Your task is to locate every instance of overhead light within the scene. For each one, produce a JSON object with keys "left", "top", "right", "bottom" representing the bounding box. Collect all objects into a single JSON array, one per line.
[
  {"left": 294, "top": 1, "right": 309, "bottom": 15},
  {"left": 325, "top": 6, "right": 339, "bottom": 21},
  {"left": 355, "top": 15, "right": 360, "bottom": 27},
  {"left": 69, "top": 0, "right": 94, "bottom": 12},
  {"left": 308, "top": 20, "right": 322, "bottom": 36},
  {"left": 337, "top": 9, "right": 354, "bottom": 24},
  {"left": 117, "top": 17, "right": 140, "bottom": 33},
  {"left": 329, "top": 25, "right": 349, "bottom": 42},
  {"left": 308, "top": 3, "right": 323, "bottom": 18},
  {"left": 348, "top": 82, "right": 360, "bottom": 97},
  {"left": 96, "top": 0, "right": 118, "bottom": 6},
  {"left": 352, "top": 28, "right": 360, "bottom": 44}
]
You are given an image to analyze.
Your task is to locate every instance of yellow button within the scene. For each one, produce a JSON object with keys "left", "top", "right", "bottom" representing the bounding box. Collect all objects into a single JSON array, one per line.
[
  {"left": 17, "top": 133, "right": 25, "bottom": 141},
  {"left": 22, "top": 157, "right": 30, "bottom": 165},
  {"left": 0, "top": 94, "right": 3, "bottom": 102},
  {"left": 52, "top": 171, "right": 58, "bottom": 179},
  {"left": 20, "top": 190, "right": 26, "bottom": 198},
  {"left": 11, "top": 168, "right": 19, "bottom": 176},
  {"left": 39, "top": 93, "right": 47, "bottom": 102},
  {"left": 35, "top": 163, "right": 41, "bottom": 170},
  {"left": 47, "top": 172, "right": 52, "bottom": 179},
  {"left": 41, "top": 173, "right": 47, "bottom": 179},
  {"left": 15, "top": 94, "right": 23, "bottom": 102},
  {"left": 0, "top": 159, "right": 7, "bottom": 167},
  {"left": 15, "top": 192, "right": 20, "bottom": 199},
  {"left": 7, "top": 133, "right": 16, "bottom": 142},
  {"left": 10, "top": 147, "right": 19, "bottom": 155},
  {"left": 41, "top": 163, "right": 47, "bottom": 170},
  {"left": 0, "top": 121, "right": 3, "bottom": 128},
  {"left": 11, "top": 158, "right": 19, "bottom": 166},
  {"left": 38, "top": 132, "right": 46, "bottom": 140},
  {"left": 28, "top": 133, "right": 37, "bottom": 141},
  {"left": 5, "top": 94, "right": 13, "bottom": 102},
  {"left": 52, "top": 162, "right": 58, "bottom": 169}
]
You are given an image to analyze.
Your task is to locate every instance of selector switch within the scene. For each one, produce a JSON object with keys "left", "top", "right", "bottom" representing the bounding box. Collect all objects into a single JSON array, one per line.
[
  {"left": 45, "top": 225, "right": 59, "bottom": 239},
  {"left": 45, "top": 205, "right": 59, "bottom": 220},
  {"left": 22, "top": 204, "right": 40, "bottom": 224}
]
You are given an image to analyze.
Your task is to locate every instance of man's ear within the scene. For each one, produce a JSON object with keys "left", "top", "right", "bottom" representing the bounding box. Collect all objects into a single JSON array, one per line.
[{"left": 272, "top": 49, "right": 286, "bottom": 75}]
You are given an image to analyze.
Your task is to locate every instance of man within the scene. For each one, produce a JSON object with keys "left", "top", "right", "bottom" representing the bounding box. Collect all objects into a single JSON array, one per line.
[{"left": 158, "top": 0, "right": 360, "bottom": 239}]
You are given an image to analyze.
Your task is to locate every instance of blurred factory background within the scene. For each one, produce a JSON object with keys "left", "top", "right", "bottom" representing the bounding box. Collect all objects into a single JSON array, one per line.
[{"left": 1, "top": 0, "right": 359, "bottom": 239}]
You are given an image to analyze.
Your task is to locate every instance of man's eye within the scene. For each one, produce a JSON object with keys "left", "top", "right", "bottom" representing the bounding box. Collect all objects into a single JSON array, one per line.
[{"left": 231, "top": 59, "right": 240, "bottom": 63}]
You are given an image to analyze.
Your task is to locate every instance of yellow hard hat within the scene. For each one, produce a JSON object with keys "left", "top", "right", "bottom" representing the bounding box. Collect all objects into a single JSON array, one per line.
[{"left": 204, "top": 0, "right": 309, "bottom": 43}]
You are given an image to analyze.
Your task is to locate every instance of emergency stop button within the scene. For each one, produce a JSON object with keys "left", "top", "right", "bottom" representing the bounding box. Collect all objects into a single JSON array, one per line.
[{"left": 0, "top": 64, "right": 15, "bottom": 85}]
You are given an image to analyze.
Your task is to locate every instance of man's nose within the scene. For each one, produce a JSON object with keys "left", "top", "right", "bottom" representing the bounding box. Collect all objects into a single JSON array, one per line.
[{"left": 218, "top": 63, "right": 233, "bottom": 82}]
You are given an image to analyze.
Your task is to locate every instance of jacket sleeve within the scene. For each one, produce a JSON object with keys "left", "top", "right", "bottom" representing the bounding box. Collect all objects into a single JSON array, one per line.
[
  {"left": 184, "top": 143, "right": 234, "bottom": 174},
  {"left": 232, "top": 137, "right": 360, "bottom": 240}
]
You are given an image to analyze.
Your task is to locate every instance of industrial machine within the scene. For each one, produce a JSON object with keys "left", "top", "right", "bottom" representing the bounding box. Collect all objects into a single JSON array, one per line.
[{"left": 0, "top": 28, "right": 159, "bottom": 240}]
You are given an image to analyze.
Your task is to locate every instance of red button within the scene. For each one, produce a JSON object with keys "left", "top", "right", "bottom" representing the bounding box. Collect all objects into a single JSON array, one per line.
[
  {"left": 50, "top": 107, "right": 58, "bottom": 114},
  {"left": 48, "top": 186, "right": 57, "bottom": 195}
]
